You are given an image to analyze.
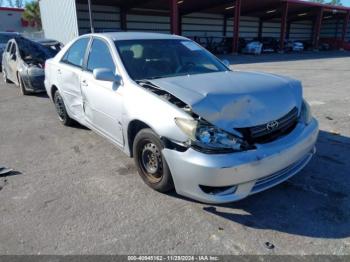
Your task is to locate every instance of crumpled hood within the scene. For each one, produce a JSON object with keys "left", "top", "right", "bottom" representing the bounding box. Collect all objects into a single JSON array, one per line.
[{"left": 151, "top": 71, "right": 302, "bottom": 131}]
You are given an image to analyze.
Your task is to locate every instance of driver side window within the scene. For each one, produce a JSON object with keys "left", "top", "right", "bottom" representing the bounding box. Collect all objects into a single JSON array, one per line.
[{"left": 87, "top": 38, "right": 116, "bottom": 73}]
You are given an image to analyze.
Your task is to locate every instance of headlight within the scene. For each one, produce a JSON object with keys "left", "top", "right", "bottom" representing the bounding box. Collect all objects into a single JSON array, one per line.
[
  {"left": 175, "top": 118, "right": 245, "bottom": 153},
  {"left": 300, "top": 99, "right": 312, "bottom": 125}
]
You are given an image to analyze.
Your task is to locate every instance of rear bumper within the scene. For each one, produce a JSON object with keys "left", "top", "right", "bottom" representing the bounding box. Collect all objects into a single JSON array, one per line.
[{"left": 162, "top": 118, "right": 319, "bottom": 204}]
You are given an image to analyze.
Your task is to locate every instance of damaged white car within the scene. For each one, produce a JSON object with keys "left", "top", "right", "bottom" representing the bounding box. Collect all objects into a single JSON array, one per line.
[
  {"left": 44, "top": 33, "right": 319, "bottom": 203},
  {"left": 2, "top": 37, "right": 60, "bottom": 95}
]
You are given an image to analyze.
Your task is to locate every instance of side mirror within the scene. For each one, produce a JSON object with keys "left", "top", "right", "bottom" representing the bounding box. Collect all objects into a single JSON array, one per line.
[
  {"left": 222, "top": 59, "right": 230, "bottom": 68},
  {"left": 93, "top": 68, "right": 121, "bottom": 84}
]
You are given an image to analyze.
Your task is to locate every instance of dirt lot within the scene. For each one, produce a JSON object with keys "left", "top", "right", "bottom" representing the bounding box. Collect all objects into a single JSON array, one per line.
[{"left": 0, "top": 51, "right": 349, "bottom": 255}]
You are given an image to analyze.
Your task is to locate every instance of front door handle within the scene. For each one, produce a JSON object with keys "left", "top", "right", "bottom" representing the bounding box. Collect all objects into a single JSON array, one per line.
[
  {"left": 57, "top": 69, "right": 62, "bottom": 74},
  {"left": 81, "top": 80, "right": 88, "bottom": 87}
]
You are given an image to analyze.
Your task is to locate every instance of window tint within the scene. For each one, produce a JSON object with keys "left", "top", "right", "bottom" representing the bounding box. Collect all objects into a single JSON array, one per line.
[
  {"left": 62, "top": 38, "right": 90, "bottom": 67},
  {"left": 6, "top": 42, "right": 12, "bottom": 52},
  {"left": 87, "top": 38, "right": 115, "bottom": 72},
  {"left": 10, "top": 43, "right": 16, "bottom": 55}
]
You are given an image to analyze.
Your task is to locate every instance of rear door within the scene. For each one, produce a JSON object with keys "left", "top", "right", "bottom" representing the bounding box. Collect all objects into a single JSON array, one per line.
[
  {"left": 80, "top": 37, "right": 124, "bottom": 146},
  {"left": 57, "top": 37, "right": 90, "bottom": 120}
]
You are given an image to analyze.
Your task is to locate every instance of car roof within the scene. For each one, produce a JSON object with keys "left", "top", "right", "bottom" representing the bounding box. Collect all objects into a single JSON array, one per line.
[{"left": 86, "top": 32, "right": 188, "bottom": 41}]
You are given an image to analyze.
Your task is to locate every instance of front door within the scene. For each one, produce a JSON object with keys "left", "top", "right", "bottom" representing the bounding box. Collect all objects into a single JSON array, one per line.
[
  {"left": 7, "top": 42, "right": 18, "bottom": 82},
  {"left": 80, "top": 38, "right": 124, "bottom": 146}
]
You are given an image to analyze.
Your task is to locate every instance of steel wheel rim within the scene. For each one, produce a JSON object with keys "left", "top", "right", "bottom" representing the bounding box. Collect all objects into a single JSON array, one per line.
[
  {"left": 139, "top": 141, "right": 163, "bottom": 183},
  {"left": 54, "top": 94, "right": 66, "bottom": 121}
]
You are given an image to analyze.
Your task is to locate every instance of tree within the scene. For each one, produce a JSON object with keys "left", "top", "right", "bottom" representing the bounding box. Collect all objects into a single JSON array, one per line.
[
  {"left": 15, "top": 0, "right": 24, "bottom": 8},
  {"left": 327, "top": 0, "right": 343, "bottom": 5},
  {"left": 6, "top": 0, "right": 24, "bottom": 7},
  {"left": 22, "top": 1, "right": 42, "bottom": 29}
]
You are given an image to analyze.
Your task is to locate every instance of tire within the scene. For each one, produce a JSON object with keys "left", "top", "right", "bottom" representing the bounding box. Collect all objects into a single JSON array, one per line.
[
  {"left": 53, "top": 90, "right": 75, "bottom": 126},
  {"left": 18, "top": 74, "right": 30, "bottom": 96},
  {"left": 2, "top": 69, "right": 10, "bottom": 84},
  {"left": 133, "top": 128, "right": 174, "bottom": 193}
]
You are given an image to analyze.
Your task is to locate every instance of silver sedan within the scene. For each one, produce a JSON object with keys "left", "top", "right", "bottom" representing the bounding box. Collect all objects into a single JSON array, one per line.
[{"left": 44, "top": 32, "right": 319, "bottom": 203}]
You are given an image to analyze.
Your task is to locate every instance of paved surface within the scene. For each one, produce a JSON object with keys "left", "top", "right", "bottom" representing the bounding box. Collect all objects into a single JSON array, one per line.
[{"left": 0, "top": 51, "right": 350, "bottom": 255}]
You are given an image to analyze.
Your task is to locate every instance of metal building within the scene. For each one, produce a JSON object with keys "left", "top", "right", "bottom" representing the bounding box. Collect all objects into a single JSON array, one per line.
[{"left": 39, "top": 0, "right": 350, "bottom": 51}]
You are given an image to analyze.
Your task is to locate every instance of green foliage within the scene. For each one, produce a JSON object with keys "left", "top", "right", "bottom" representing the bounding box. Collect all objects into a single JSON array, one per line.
[{"left": 22, "top": 1, "right": 42, "bottom": 29}]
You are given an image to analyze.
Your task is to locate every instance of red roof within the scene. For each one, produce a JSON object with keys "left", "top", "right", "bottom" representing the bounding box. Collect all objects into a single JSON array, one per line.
[{"left": 0, "top": 7, "right": 24, "bottom": 12}]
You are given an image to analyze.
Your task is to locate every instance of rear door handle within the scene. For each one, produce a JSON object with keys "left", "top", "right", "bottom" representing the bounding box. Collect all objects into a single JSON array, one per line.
[
  {"left": 57, "top": 69, "right": 62, "bottom": 74},
  {"left": 81, "top": 80, "right": 88, "bottom": 87}
]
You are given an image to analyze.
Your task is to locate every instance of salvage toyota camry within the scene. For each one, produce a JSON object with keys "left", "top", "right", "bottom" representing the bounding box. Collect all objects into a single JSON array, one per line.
[{"left": 44, "top": 33, "right": 319, "bottom": 203}]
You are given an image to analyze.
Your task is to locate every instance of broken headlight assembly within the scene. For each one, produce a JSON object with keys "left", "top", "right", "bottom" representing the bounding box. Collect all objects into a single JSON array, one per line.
[
  {"left": 175, "top": 118, "right": 247, "bottom": 153},
  {"left": 300, "top": 99, "right": 312, "bottom": 125}
]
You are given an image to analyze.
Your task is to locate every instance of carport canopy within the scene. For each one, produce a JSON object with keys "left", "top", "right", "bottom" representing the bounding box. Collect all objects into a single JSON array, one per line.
[{"left": 80, "top": 0, "right": 350, "bottom": 52}]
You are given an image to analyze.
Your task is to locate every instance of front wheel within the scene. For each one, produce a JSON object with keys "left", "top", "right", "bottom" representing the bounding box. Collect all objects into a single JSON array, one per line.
[
  {"left": 18, "top": 74, "right": 30, "bottom": 95},
  {"left": 53, "top": 90, "right": 75, "bottom": 126},
  {"left": 133, "top": 128, "right": 174, "bottom": 193},
  {"left": 2, "top": 70, "right": 10, "bottom": 84}
]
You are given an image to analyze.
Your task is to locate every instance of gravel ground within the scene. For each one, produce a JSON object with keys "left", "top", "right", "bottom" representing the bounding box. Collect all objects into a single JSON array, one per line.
[{"left": 0, "top": 51, "right": 349, "bottom": 255}]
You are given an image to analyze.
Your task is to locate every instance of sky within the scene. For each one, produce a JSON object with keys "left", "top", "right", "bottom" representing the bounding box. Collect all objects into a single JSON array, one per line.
[{"left": 2, "top": 0, "right": 350, "bottom": 7}]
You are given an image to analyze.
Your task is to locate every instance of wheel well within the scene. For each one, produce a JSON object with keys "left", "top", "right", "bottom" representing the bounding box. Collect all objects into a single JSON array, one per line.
[
  {"left": 128, "top": 120, "right": 150, "bottom": 157},
  {"left": 51, "top": 85, "right": 58, "bottom": 99}
]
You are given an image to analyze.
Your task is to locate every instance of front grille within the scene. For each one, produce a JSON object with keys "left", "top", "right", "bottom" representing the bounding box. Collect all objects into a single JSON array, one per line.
[{"left": 237, "top": 107, "right": 299, "bottom": 144}]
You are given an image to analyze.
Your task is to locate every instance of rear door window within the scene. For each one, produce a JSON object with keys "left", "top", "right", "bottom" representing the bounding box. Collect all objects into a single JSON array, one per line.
[
  {"left": 6, "top": 42, "right": 12, "bottom": 52},
  {"left": 61, "top": 38, "right": 90, "bottom": 68}
]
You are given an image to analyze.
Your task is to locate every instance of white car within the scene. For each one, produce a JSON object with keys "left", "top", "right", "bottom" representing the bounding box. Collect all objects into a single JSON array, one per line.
[
  {"left": 44, "top": 33, "right": 318, "bottom": 203},
  {"left": 242, "top": 41, "right": 263, "bottom": 55}
]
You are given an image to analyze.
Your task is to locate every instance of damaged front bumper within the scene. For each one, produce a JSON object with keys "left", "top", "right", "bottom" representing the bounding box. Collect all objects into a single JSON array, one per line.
[
  {"left": 162, "top": 118, "right": 319, "bottom": 204},
  {"left": 22, "top": 74, "right": 46, "bottom": 93}
]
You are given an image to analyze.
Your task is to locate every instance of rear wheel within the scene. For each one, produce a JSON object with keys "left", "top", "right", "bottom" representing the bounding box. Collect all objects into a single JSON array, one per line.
[
  {"left": 18, "top": 74, "right": 30, "bottom": 95},
  {"left": 53, "top": 90, "right": 75, "bottom": 126},
  {"left": 133, "top": 128, "right": 174, "bottom": 193}
]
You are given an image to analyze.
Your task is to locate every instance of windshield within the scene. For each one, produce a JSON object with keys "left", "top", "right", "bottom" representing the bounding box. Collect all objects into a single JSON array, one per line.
[{"left": 115, "top": 39, "right": 228, "bottom": 80}]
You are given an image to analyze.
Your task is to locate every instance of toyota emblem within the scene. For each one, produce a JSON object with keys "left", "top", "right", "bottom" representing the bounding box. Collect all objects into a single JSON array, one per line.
[{"left": 266, "top": 120, "right": 279, "bottom": 131}]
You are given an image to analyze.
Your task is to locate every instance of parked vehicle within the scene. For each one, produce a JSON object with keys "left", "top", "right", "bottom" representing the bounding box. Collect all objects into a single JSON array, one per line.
[
  {"left": 255, "top": 37, "right": 279, "bottom": 53},
  {"left": 242, "top": 41, "right": 263, "bottom": 55},
  {"left": 44, "top": 33, "right": 319, "bottom": 203},
  {"left": 0, "top": 32, "right": 20, "bottom": 72},
  {"left": 2, "top": 37, "right": 60, "bottom": 95},
  {"left": 284, "top": 40, "right": 304, "bottom": 52}
]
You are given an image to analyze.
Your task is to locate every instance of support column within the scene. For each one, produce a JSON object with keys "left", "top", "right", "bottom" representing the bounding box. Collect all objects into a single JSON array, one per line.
[
  {"left": 258, "top": 19, "right": 263, "bottom": 39},
  {"left": 120, "top": 7, "right": 127, "bottom": 31},
  {"left": 279, "top": 1, "right": 289, "bottom": 52},
  {"left": 223, "top": 15, "right": 227, "bottom": 37},
  {"left": 313, "top": 7, "right": 324, "bottom": 50},
  {"left": 287, "top": 21, "right": 291, "bottom": 40},
  {"left": 232, "top": 0, "right": 241, "bottom": 53},
  {"left": 341, "top": 11, "right": 350, "bottom": 42},
  {"left": 170, "top": 0, "right": 180, "bottom": 35},
  {"left": 87, "top": 0, "right": 94, "bottom": 33}
]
